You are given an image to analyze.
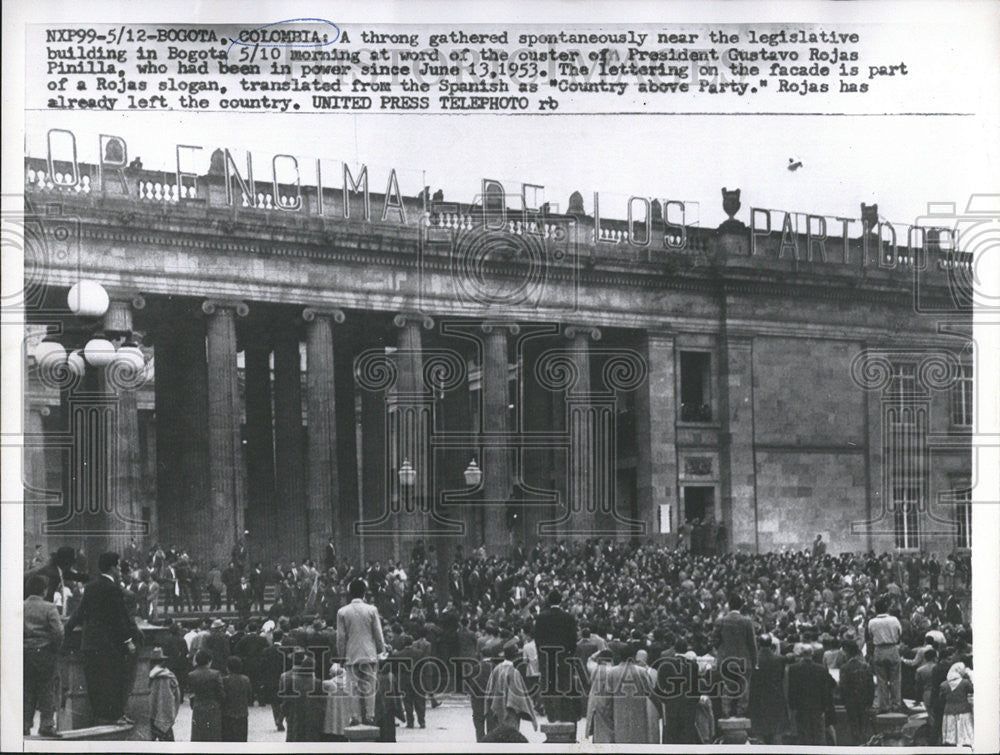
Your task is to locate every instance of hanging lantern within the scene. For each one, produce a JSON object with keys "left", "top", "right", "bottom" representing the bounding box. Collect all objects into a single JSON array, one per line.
[
  {"left": 67, "top": 280, "right": 110, "bottom": 317},
  {"left": 115, "top": 344, "right": 145, "bottom": 373},
  {"left": 464, "top": 458, "right": 482, "bottom": 487},
  {"left": 398, "top": 458, "right": 416, "bottom": 488},
  {"left": 66, "top": 349, "right": 86, "bottom": 377},
  {"left": 83, "top": 337, "right": 116, "bottom": 367}
]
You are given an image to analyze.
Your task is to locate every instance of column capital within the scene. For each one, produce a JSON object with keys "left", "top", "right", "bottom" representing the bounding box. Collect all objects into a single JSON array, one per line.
[
  {"left": 303, "top": 307, "right": 346, "bottom": 324},
  {"left": 394, "top": 312, "right": 434, "bottom": 330},
  {"left": 480, "top": 320, "right": 520, "bottom": 335},
  {"left": 202, "top": 299, "right": 249, "bottom": 317},
  {"left": 564, "top": 324, "right": 602, "bottom": 342},
  {"left": 105, "top": 290, "right": 146, "bottom": 310},
  {"left": 27, "top": 398, "right": 52, "bottom": 417}
]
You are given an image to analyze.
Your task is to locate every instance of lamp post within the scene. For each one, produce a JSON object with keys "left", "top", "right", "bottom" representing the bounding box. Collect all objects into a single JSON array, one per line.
[
  {"left": 27, "top": 280, "right": 151, "bottom": 575},
  {"left": 463, "top": 458, "right": 482, "bottom": 487},
  {"left": 398, "top": 458, "right": 416, "bottom": 488}
]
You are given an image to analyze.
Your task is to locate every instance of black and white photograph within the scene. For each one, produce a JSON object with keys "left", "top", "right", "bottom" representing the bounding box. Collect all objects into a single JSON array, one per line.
[{"left": 2, "top": 1, "right": 999, "bottom": 751}]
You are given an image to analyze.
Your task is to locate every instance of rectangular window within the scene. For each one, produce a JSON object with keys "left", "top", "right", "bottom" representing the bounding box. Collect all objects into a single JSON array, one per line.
[
  {"left": 893, "top": 485, "right": 920, "bottom": 549},
  {"left": 955, "top": 488, "right": 972, "bottom": 549},
  {"left": 679, "top": 351, "right": 712, "bottom": 422},
  {"left": 951, "top": 365, "right": 973, "bottom": 426}
]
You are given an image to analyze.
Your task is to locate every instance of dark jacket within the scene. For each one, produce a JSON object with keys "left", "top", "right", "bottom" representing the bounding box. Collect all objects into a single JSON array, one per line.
[
  {"left": 63, "top": 575, "right": 140, "bottom": 654},
  {"left": 838, "top": 655, "right": 875, "bottom": 711},
  {"left": 279, "top": 667, "right": 325, "bottom": 742},
  {"left": 188, "top": 666, "right": 225, "bottom": 741},
  {"left": 787, "top": 658, "right": 835, "bottom": 718},
  {"left": 534, "top": 605, "right": 581, "bottom": 720},
  {"left": 203, "top": 631, "right": 231, "bottom": 671},
  {"left": 749, "top": 649, "right": 789, "bottom": 737},
  {"left": 221, "top": 673, "right": 251, "bottom": 719},
  {"left": 714, "top": 610, "right": 757, "bottom": 673},
  {"left": 654, "top": 654, "right": 701, "bottom": 744}
]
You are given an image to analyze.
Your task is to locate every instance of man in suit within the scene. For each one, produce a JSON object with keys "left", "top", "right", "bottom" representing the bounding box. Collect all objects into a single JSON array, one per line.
[
  {"left": 838, "top": 639, "right": 875, "bottom": 745},
  {"left": 655, "top": 638, "right": 701, "bottom": 744},
  {"left": 534, "top": 589, "right": 579, "bottom": 729},
  {"left": 714, "top": 592, "right": 757, "bottom": 716},
  {"left": 787, "top": 644, "right": 835, "bottom": 745},
  {"left": 336, "top": 578, "right": 385, "bottom": 725},
  {"left": 63, "top": 552, "right": 142, "bottom": 725}
]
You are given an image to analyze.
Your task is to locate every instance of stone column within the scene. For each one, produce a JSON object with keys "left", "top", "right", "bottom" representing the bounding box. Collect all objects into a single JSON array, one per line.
[
  {"left": 334, "top": 336, "right": 360, "bottom": 561},
  {"left": 303, "top": 307, "right": 345, "bottom": 563},
  {"left": 273, "top": 322, "right": 308, "bottom": 561},
  {"left": 201, "top": 299, "right": 248, "bottom": 568},
  {"left": 102, "top": 295, "right": 147, "bottom": 555},
  {"left": 392, "top": 313, "right": 435, "bottom": 556},
  {"left": 360, "top": 383, "right": 390, "bottom": 563},
  {"left": 635, "top": 330, "right": 677, "bottom": 541},
  {"left": 154, "top": 307, "right": 210, "bottom": 555},
  {"left": 718, "top": 333, "right": 757, "bottom": 552},
  {"left": 23, "top": 400, "right": 52, "bottom": 550},
  {"left": 244, "top": 336, "right": 275, "bottom": 565},
  {"left": 564, "top": 326, "right": 601, "bottom": 537},
  {"left": 481, "top": 321, "right": 518, "bottom": 554}
]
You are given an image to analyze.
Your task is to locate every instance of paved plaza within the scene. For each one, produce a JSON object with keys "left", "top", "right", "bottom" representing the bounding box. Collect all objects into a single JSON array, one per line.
[{"left": 172, "top": 693, "right": 549, "bottom": 744}]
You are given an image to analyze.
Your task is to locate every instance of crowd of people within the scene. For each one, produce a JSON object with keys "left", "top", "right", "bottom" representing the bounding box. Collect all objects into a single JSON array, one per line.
[{"left": 24, "top": 536, "right": 974, "bottom": 746}]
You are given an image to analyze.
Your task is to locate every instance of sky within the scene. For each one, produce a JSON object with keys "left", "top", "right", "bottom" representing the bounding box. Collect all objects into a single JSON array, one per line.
[{"left": 25, "top": 110, "right": 999, "bottom": 229}]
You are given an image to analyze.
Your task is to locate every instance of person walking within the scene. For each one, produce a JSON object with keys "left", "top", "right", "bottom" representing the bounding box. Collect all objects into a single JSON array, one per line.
[
  {"left": 63, "top": 552, "right": 141, "bottom": 726},
  {"left": 148, "top": 648, "right": 181, "bottom": 741},
  {"left": 188, "top": 649, "right": 225, "bottom": 741},
  {"left": 336, "top": 578, "right": 386, "bottom": 725},
  {"left": 221, "top": 656, "right": 251, "bottom": 742},
  {"left": 23, "top": 574, "right": 64, "bottom": 737}
]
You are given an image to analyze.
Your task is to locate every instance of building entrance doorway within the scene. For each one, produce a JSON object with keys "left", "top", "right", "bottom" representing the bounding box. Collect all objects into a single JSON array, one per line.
[{"left": 683, "top": 486, "right": 714, "bottom": 523}]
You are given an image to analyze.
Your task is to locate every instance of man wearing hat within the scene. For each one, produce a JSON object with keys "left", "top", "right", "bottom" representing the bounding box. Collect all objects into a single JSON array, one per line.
[
  {"left": 148, "top": 647, "right": 181, "bottom": 741},
  {"left": 204, "top": 618, "right": 231, "bottom": 672}
]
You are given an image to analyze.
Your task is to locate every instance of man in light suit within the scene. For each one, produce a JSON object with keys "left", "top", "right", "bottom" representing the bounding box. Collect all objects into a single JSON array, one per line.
[
  {"left": 714, "top": 592, "right": 757, "bottom": 717},
  {"left": 336, "top": 578, "right": 385, "bottom": 724}
]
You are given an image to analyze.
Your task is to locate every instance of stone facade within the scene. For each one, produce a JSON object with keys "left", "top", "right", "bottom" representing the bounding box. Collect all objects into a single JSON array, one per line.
[{"left": 22, "top": 153, "right": 973, "bottom": 568}]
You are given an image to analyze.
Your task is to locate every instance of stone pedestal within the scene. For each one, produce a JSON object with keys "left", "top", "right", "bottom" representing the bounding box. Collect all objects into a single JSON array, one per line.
[
  {"left": 540, "top": 721, "right": 576, "bottom": 743},
  {"left": 718, "top": 716, "right": 750, "bottom": 744},
  {"left": 57, "top": 623, "right": 170, "bottom": 740},
  {"left": 344, "top": 724, "right": 380, "bottom": 742},
  {"left": 874, "top": 712, "right": 908, "bottom": 746}
]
